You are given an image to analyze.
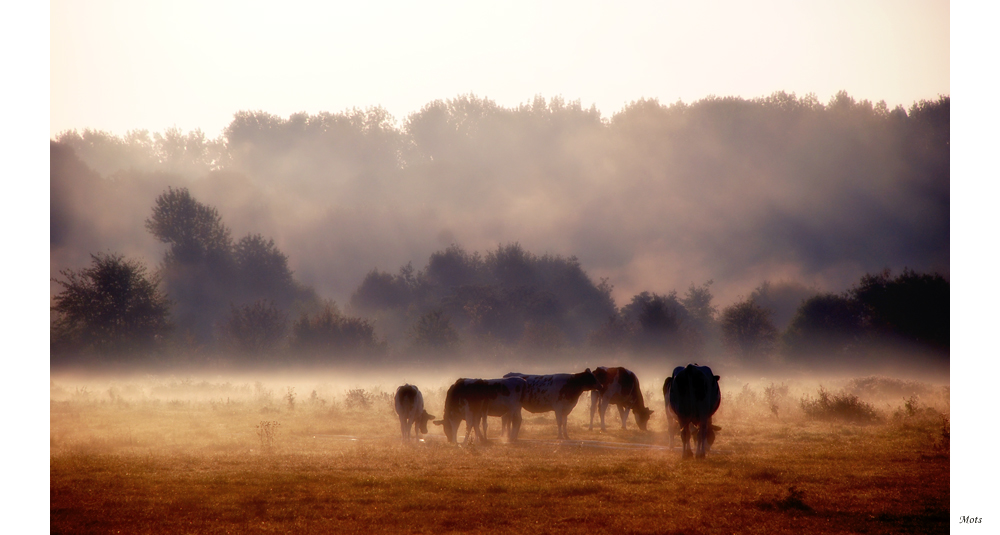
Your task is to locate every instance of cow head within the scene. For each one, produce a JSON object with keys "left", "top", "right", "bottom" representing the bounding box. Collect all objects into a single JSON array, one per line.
[
  {"left": 634, "top": 406, "right": 654, "bottom": 431},
  {"left": 433, "top": 417, "right": 459, "bottom": 443},
  {"left": 579, "top": 368, "right": 600, "bottom": 390},
  {"left": 418, "top": 410, "right": 435, "bottom": 434}
]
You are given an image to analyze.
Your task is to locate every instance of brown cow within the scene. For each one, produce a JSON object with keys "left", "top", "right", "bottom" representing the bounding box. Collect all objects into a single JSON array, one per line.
[
  {"left": 434, "top": 377, "right": 526, "bottom": 444},
  {"left": 588, "top": 367, "right": 654, "bottom": 432}
]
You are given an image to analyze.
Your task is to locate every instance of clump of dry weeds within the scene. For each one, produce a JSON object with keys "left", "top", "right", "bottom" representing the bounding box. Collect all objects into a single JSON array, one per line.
[{"left": 800, "top": 387, "right": 880, "bottom": 423}]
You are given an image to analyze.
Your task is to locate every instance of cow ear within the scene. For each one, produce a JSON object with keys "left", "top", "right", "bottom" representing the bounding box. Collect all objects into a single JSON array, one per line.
[
  {"left": 425, "top": 413, "right": 436, "bottom": 420},
  {"left": 584, "top": 368, "right": 591, "bottom": 373},
  {"left": 714, "top": 375, "right": 720, "bottom": 381},
  {"left": 432, "top": 420, "right": 444, "bottom": 426}
]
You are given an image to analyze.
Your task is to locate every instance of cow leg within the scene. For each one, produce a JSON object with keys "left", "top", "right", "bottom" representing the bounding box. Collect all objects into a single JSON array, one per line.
[
  {"left": 400, "top": 414, "right": 410, "bottom": 440},
  {"left": 473, "top": 412, "right": 488, "bottom": 445},
  {"left": 500, "top": 413, "right": 510, "bottom": 438},
  {"left": 680, "top": 422, "right": 693, "bottom": 459},
  {"left": 696, "top": 420, "right": 711, "bottom": 458},
  {"left": 599, "top": 397, "right": 610, "bottom": 432},
  {"left": 589, "top": 391, "right": 599, "bottom": 431},
  {"left": 482, "top": 414, "right": 489, "bottom": 438},
  {"left": 510, "top": 409, "right": 522, "bottom": 441},
  {"left": 619, "top": 405, "right": 630, "bottom": 430},
  {"left": 667, "top": 416, "right": 677, "bottom": 449}
]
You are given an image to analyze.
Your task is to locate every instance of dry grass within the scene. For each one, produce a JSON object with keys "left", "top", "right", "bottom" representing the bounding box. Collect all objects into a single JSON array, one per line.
[{"left": 50, "top": 373, "right": 949, "bottom": 534}]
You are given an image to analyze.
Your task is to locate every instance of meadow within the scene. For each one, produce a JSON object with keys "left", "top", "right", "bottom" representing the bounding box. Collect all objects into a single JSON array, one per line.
[{"left": 50, "top": 369, "right": 950, "bottom": 534}]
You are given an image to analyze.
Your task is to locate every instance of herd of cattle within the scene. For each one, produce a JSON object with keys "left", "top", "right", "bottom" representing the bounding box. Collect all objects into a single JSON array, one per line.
[{"left": 394, "top": 364, "right": 722, "bottom": 458}]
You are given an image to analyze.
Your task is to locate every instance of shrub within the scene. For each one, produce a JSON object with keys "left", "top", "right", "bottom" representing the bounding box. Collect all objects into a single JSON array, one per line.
[{"left": 800, "top": 387, "right": 880, "bottom": 423}]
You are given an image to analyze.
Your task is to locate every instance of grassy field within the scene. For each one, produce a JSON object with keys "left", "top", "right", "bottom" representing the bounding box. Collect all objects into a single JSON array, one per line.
[{"left": 50, "top": 371, "right": 949, "bottom": 534}]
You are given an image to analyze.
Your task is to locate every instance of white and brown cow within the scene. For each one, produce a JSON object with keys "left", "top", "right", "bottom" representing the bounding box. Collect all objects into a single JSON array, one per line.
[
  {"left": 434, "top": 377, "right": 526, "bottom": 444},
  {"left": 503, "top": 369, "right": 600, "bottom": 440},
  {"left": 394, "top": 384, "right": 435, "bottom": 440},
  {"left": 588, "top": 366, "right": 654, "bottom": 432},
  {"left": 665, "top": 364, "right": 721, "bottom": 459}
]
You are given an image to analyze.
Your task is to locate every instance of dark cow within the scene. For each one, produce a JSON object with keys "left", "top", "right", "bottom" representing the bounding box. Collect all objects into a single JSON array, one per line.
[
  {"left": 665, "top": 364, "right": 721, "bottom": 459},
  {"left": 434, "top": 377, "right": 526, "bottom": 444},
  {"left": 661, "top": 378, "right": 680, "bottom": 449},
  {"left": 480, "top": 377, "right": 528, "bottom": 441},
  {"left": 394, "top": 384, "right": 435, "bottom": 440},
  {"left": 503, "top": 369, "right": 600, "bottom": 440},
  {"left": 588, "top": 367, "right": 654, "bottom": 432}
]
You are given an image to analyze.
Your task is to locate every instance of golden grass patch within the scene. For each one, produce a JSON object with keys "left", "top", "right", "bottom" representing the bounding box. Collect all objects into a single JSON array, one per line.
[{"left": 51, "top": 374, "right": 949, "bottom": 534}]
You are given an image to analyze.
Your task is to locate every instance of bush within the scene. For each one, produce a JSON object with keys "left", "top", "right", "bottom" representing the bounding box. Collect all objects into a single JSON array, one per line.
[{"left": 800, "top": 387, "right": 880, "bottom": 423}]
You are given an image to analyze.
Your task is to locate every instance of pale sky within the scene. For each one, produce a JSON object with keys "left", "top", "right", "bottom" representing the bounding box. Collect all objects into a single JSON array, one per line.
[{"left": 50, "top": 0, "right": 950, "bottom": 139}]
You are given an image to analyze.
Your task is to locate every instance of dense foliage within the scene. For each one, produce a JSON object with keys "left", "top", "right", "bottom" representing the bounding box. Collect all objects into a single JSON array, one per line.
[{"left": 51, "top": 253, "right": 171, "bottom": 359}]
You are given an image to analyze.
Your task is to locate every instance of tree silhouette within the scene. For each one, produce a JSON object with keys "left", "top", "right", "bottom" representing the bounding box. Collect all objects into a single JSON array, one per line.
[
  {"left": 849, "top": 268, "right": 949, "bottom": 353},
  {"left": 782, "top": 293, "right": 864, "bottom": 361},
  {"left": 218, "top": 300, "right": 288, "bottom": 358},
  {"left": 145, "top": 186, "right": 232, "bottom": 264},
  {"left": 410, "top": 310, "right": 459, "bottom": 352},
  {"left": 720, "top": 298, "right": 778, "bottom": 361},
  {"left": 234, "top": 233, "right": 295, "bottom": 301},
  {"left": 51, "top": 252, "right": 171, "bottom": 358},
  {"left": 291, "top": 302, "right": 385, "bottom": 359}
]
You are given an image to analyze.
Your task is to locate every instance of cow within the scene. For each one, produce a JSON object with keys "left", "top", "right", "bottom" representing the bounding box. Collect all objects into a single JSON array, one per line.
[
  {"left": 503, "top": 369, "right": 600, "bottom": 440},
  {"left": 434, "top": 377, "right": 526, "bottom": 444},
  {"left": 661, "top": 378, "right": 680, "bottom": 449},
  {"left": 480, "top": 377, "right": 527, "bottom": 441},
  {"left": 664, "top": 364, "right": 721, "bottom": 459},
  {"left": 588, "top": 367, "right": 654, "bottom": 432},
  {"left": 394, "top": 384, "right": 435, "bottom": 441}
]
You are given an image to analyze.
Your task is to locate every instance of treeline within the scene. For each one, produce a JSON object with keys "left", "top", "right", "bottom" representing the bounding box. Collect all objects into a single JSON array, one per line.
[
  {"left": 50, "top": 185, "right": 948, "bottom": 367},
  {"left": 52, "top": 91, "right": 949, "bottom": 312},
  {"left": 50, "top": 90, "right": 949, "bottom": 368}
]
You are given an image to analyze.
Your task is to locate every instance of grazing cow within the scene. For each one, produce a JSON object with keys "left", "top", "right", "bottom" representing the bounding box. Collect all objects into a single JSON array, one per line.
[
  {"left": 480, "top": 376, "right": 528, "bottom": 441},
  {"left": 588, "top": 367, "right": 654, "bottom": 432},
  {"left": 394, "top": 384, "right": 435, "bottom": 440},
  {"left": 665, "top": 364, "right": 721, "bottom": 459},
  {"left": 503, "top": 369, "right": 600, "bottom": 440},
  {"left": 661, "top": 378, "right": 680, "bottom": 449},
  {"left": 434, "top": 378, "right": 526, "bottom": 444}
]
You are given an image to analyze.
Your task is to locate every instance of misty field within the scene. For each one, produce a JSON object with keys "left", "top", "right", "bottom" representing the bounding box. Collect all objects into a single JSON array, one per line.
[{"left": 50, "top": 370, "right": 949, "bottom": 534}]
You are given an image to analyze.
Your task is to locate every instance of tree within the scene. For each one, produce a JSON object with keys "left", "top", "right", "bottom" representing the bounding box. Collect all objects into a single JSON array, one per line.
[
  {"left": 218, "top": 300, "right": 288, "bottom": 358},
  {"left": 291, "top": 302, "right": 385, "bottom": 358},
  {"left": 720, "top": 298, "right": 778, "bottom": 361},
  {"left": 620, "top": 291, "right": 696, "bottom": 353},
  {"left": 234, "top": 233, "right": 295, "bottom": 300},
  {"left": 51, "top": 252, "right": 171, "bottom": 358},
  {"left": 145, "top": 186, "right": 232, "bottom": 264},
  {"left": 782, "top": 293, "right": 864, "bottom": 361},
  {"left": 410, "top": 310, "right": 460, "bottom": 352},
  {"left": 849, "top": 268, "right": 949, "bottom": 353}
]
